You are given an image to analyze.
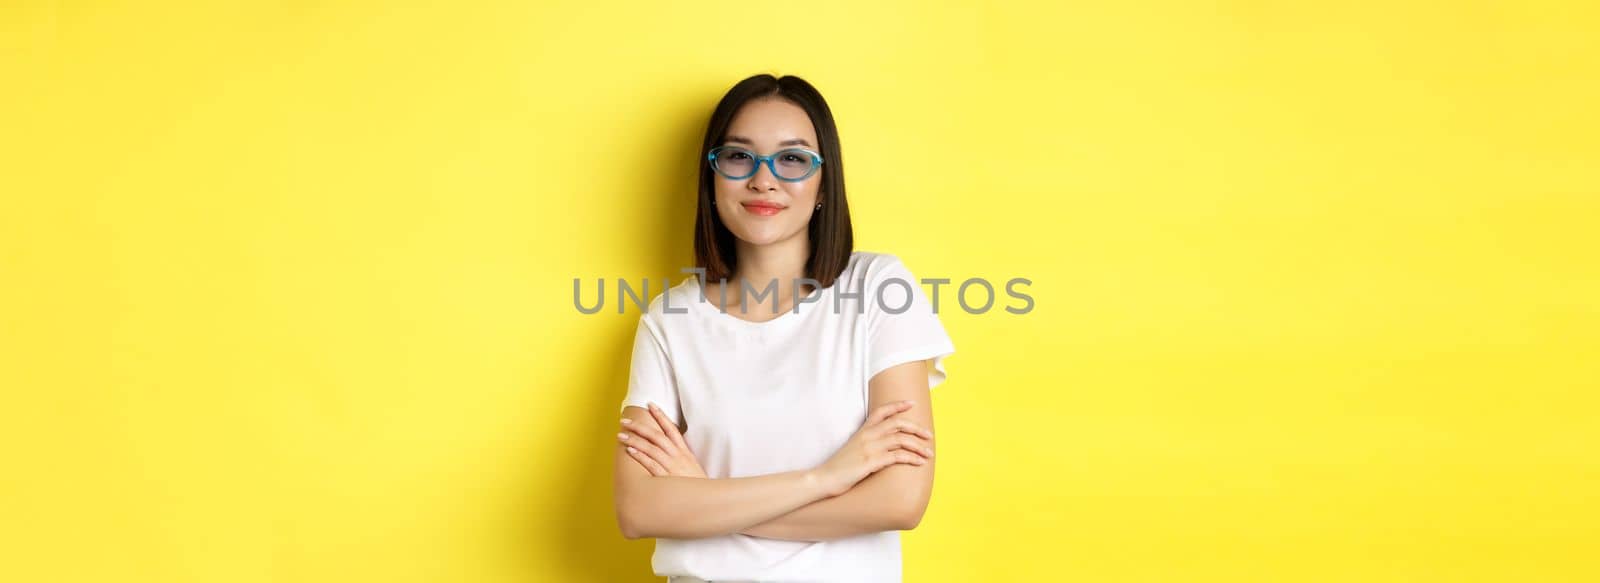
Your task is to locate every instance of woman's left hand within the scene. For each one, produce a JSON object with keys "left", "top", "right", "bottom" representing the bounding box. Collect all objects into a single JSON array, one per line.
[{"left": 619, "top": 402, "right": 708, "bottom": 478}]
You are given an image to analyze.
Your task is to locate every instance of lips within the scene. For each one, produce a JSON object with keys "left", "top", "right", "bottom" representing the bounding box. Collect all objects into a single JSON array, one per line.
[{"left": 740, "top": 200, "right": 787, "bottom": 216}]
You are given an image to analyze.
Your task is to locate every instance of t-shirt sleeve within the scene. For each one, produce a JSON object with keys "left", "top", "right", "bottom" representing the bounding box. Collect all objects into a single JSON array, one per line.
[
  {"left": 865, "top": 255, "right": 957, "bottom": 390},
  {"left": 617, "top": 313, "right": 683, "bottom": 427}
]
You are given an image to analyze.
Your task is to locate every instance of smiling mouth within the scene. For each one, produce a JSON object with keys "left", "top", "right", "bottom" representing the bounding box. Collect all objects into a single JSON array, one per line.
[{"left": 740, "top": 201, "right": 786, "bottom": 216}]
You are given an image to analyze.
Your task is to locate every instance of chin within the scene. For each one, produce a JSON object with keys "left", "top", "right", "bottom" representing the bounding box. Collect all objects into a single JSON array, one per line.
[
  {"left": 729, "top": 223, "right": 803, "bottom": 247},
  {"left": 731, "top": 230, "right": 785, "bottom": 246}
]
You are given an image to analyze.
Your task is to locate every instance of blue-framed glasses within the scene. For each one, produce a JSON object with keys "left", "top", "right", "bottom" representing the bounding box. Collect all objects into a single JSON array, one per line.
[{"left": 707, "top": 145, "right": 824, "bottom": 182}]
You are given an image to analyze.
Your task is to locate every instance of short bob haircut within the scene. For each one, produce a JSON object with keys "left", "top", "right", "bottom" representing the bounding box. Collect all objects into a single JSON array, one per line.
[{"left": 693, "top": 74, "right": 853, "bottom": 290}]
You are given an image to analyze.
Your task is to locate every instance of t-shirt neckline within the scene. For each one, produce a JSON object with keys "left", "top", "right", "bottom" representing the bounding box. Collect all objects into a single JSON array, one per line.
[{"left": 686, "top": 276, "right": 826, "bottom": 328}]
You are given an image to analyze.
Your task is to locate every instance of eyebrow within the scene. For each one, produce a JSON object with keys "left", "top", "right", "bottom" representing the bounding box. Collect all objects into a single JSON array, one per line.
[{"left": 725, "top": 135, "right": 814, "bottom": 148}]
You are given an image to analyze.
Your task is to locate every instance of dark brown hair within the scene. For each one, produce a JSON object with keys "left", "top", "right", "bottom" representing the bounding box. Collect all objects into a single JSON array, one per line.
[{"left": 693, "top": 74, "right": 853, "bottom": 289}]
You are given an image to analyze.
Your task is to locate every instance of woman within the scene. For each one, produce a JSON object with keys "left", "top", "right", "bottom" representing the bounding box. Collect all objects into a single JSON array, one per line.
[{"left": 613, "top": 73, "right": 955, "bottom": 583}]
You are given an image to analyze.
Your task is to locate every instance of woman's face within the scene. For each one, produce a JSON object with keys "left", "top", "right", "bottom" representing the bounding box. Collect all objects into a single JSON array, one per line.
[{"left": 711, "top": 98, "right": 822, "bottom": 248}]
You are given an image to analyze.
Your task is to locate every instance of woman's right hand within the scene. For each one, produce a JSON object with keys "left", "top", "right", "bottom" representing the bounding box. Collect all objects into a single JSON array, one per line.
[{"left": 812, "top": 400, "right": 934, "bottom": 497}]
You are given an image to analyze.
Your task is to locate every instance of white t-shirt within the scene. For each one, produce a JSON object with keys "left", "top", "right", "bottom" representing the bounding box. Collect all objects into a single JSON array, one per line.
[{"left": 618, "top": 250, "right": 956, "bottom": 583}]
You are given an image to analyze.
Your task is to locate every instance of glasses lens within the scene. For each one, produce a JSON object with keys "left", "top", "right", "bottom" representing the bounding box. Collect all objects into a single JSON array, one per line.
[
  {"left": 773, "top": 150, "right": 819, "bottom": 180},
  {"left": 712, "top": 148, "right": 756, "bottom": 178}
]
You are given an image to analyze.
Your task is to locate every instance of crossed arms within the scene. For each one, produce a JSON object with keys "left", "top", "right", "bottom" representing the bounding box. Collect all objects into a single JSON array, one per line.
[{"left": 612, "top": 359, "right": 937, "bottom": 541}]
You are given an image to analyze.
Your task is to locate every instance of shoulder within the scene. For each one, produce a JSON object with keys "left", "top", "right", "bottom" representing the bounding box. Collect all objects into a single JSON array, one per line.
[
  {"left": 844, "top": 249, "right": 908, "bottom": 283},
  {"left": 839, "top": 250, "right": 919, "bottom": 289},
  {"left": 637, "top": 276, "right": 701, "bottom": 329}
]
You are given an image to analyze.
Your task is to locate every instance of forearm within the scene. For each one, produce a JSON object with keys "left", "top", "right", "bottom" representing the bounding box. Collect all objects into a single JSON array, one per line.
[
  {"left": 739, "top": 463, "right": 929, "bottom": 541},
  {"left": 618, "top": 468, "right": 832, "bottom": 540}
]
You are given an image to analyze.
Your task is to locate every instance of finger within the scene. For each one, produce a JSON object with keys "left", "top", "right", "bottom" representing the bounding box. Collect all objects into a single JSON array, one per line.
[
  {"left": 870, "top": 432, "right": 924, "bottom": 457},
  {"left": 887, "top": 418, "right": 933, "bottom": 440},
  {"left": 626, "top": 446, "right": 665, "bottom": 476},
  {"left": 872, "top": 449, "right": 927, "bottom": 473},
  {"left": 621, "top": 422, "right": 680, "bottom": 457},
  {"left": 867, "top": 401, "right": 910, "bottom": 426},
  {"left": 867, "top": 400, "right": 914, "bottom": 426},
  {"left": 620, "top": 432, "right": 678, "bottom": 474},
  {"left": 892, "top": 450, "right": 927, "bottom": 466},
  {"left": 891, "top": 434, "right": 934, "bottom": 458},
  {"left": 647, "top": 403, "right": 688, "bottom": 451},
  {"left": 625, "top": 445, "right": 668, "bottom": 476},
  {"left": 870, "top": 416, "right": 931, "bottom": 441},
  {"left": 620, "top": 431, "right": 674, "bottom": 465}
]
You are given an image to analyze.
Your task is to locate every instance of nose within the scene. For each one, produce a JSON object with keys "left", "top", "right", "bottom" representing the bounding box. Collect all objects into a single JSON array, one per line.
[{"left": 746, "top": 159, "right": 780, "bottom": 191}]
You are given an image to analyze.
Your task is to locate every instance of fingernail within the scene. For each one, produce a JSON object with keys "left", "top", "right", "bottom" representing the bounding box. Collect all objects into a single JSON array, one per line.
[
  {"left": 617, "top": 432, "right": 629, "bottom": 440},
  {"left": 620, "top": 418, "right": 632, "bottom": 425},
  {"left": 627, "top": 446, "right": 636, "bottom": 453}
]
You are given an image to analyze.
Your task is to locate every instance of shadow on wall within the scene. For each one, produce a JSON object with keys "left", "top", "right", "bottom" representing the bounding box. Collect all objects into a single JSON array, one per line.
[{"left": 509, "top": 93, "right": 708, "bottom": 581}]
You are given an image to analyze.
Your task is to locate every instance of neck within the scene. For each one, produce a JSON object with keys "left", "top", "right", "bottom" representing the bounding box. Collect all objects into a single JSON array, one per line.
[{"left": 732, "top": 232, "right": 811, "bottom": 308}]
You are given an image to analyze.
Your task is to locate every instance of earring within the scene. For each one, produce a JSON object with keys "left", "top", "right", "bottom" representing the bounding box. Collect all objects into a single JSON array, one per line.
[{"left": 815, "top": 202, "right": 823, "bottom": 210}]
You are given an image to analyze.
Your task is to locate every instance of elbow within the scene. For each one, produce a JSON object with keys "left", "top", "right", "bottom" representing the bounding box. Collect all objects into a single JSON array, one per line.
[
  {"left": 617, "top": 493, "right": 691, "bottom": 540},
  {"left": 890, "top": 479, "right": 933, "bottom": 530},
  {"left": 890, "top": 493, "right": 930, "bottom": 531},
  {"left": 618, "top": 515, "right": 643, "bottom": 540},
  {"left": 617, "top": 497, "right": 685, "bottom": 540},
  {"left": 615, "top": 500, "right": 652, "bottom": 540},
  {"left": 893, "top": 504, "right": 927, "bottom": 531},
  {"left": 618, "top": 514, "right": 659, "bottom": 541}
]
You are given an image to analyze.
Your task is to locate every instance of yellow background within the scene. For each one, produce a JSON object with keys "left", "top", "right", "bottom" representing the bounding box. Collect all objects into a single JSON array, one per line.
[{"left": 3, "top": 1, "right": 1597, "bottom": 581}]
